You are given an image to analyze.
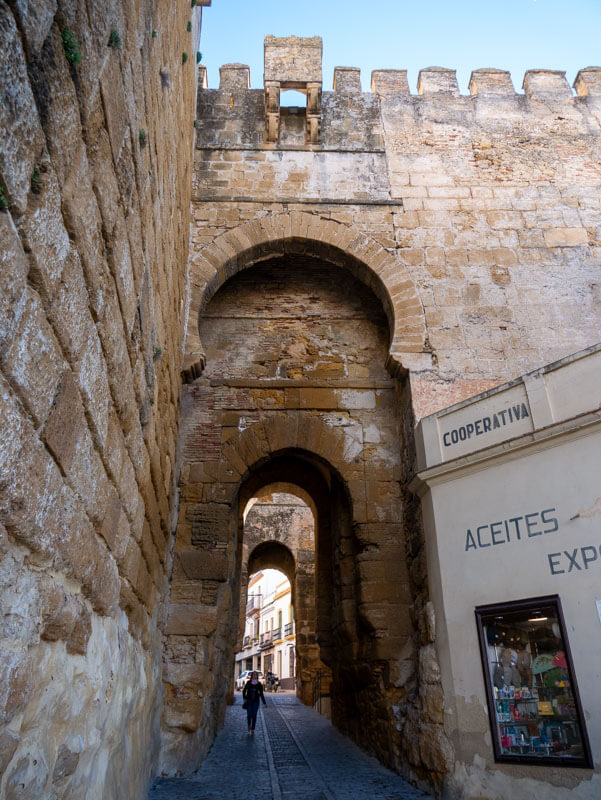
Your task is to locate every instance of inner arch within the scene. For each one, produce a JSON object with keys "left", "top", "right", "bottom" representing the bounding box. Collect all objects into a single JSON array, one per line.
[
  {"left": 200, "top": 239, "right": 397, "bottom": 344},
  {"left": 200, "top": 254, "right": 392, "bottom": 385},
  {"left": 248, "top": 538, "right": 296, "bottom": 588}
]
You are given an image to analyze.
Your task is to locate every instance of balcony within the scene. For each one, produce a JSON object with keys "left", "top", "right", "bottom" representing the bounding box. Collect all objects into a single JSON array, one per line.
[
  {"left": 284, "top": 622, "right": 294, "bottom": 637},
  {"left": 246, "top": 593, "right": 261, "bottom": 614},
  {"left": 259, "top": 631, "right": 272, "bottom": 649}
]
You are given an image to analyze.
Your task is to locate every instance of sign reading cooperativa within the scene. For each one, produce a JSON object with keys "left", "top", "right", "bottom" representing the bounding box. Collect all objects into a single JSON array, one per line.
[
  {"left": 442, "top": 402, "right": 531, "bottom": 448},
  {"left": 435, "top": 385, "right": 534, "bottom": 460}
]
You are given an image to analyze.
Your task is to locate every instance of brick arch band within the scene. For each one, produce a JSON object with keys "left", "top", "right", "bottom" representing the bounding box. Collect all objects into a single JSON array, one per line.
[
  {"left": 201, "top": 414, "right": 364, "bottom": 517},
  {"left": 182, "top": 212, "right": 427, "bottom": 381}
]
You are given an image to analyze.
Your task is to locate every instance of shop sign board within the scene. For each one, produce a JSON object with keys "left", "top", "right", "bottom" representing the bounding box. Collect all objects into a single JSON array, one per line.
[{"left": 415, "top": 344, "right": 601, "bottom": 471}]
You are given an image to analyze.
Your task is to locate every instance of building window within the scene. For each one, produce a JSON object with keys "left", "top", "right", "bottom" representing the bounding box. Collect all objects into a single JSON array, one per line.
[{"left": 475, "top": 595, "right": 592, "bottom": 767}]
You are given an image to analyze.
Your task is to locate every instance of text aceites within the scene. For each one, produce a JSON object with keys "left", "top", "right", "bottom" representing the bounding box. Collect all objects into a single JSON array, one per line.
[
  {"left": 464, "top": 508, "right": 558, "bottom": 552},
  {"left": 461, "top": 507, "right": 601, "bottom": 577}
]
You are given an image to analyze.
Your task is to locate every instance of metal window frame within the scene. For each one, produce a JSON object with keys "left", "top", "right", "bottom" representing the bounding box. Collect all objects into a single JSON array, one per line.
[{"left": 475, "top": 594, "right": 593, "bottom": 768}]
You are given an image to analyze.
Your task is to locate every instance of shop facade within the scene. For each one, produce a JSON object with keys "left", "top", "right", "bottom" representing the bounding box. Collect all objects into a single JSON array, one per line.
[{"left": 411, "top": 344, "right": 601, "bottom": 798}]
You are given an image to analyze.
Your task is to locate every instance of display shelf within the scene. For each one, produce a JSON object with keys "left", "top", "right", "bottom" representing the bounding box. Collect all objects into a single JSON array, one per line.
[{"left": 476, "top": 596, "right": 592, "bottom": 767}]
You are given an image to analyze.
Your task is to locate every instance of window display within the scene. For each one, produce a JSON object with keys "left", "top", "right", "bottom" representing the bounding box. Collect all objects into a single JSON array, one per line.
[{"left": 475, "top": 596, "right": 592, "bottom": 767}]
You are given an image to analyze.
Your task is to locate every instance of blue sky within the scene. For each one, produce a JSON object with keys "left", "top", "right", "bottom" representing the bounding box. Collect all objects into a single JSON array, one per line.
[{"left": 199, "top": 0, "right": 601, "bottom": 94}]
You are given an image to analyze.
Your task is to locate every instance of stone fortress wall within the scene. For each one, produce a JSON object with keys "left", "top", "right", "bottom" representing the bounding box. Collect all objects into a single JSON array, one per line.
[
  {"left": 1, "top": 10, "right": 600, "bottom": 798},
  {"left": 0, "top": 1, "right": 207, "bottom": 797},
  {"left": 188, "top": 58, "right": 601, "bottom": 419},
  {"left": 172, "top": 37, "right": 601, "bottom": 796}
]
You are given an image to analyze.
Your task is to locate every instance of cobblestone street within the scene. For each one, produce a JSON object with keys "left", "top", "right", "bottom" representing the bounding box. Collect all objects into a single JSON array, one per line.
[{"left": 149, "top": 694, "right": 432, "bottom": 800}]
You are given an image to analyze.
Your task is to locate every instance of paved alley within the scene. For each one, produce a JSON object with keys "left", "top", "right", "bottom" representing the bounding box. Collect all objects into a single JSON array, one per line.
[{"left": 149, "top": 693, "right": 432, "bottom": 800}]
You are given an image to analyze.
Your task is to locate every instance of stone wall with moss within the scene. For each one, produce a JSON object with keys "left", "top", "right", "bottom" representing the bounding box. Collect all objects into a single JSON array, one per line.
[{"left": 0, "top": 1, "right": 205, "bottom": 796}]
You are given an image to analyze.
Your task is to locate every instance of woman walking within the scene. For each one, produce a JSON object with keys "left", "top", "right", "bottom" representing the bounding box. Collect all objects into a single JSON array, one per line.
[{"left": 242, "top": 671, "right": 266, "bottom": 735}]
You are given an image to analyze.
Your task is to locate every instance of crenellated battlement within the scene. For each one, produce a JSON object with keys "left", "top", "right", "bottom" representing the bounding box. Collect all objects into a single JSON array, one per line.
[
  {"left": 193, "top": 37, "right": 601, "bottom": 220},
  {"left": 210, "top": 61, "right": 601, "bottom": 100},
  {"left": 199, "top": 47, "right": 601, "bottom": 154}
]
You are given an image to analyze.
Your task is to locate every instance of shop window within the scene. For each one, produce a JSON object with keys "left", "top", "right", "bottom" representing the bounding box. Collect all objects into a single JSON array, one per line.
[{"left": 475, "top": 595, "right": 592, "bottom": 767}]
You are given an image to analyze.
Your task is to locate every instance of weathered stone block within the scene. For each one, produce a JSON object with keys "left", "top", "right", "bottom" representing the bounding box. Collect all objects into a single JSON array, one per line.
[
  {"left": 52, "top": 745, "right": 79, "bottom": 782},
  {"left": 43, "top": 368, "right": 113, "bottom": 527},
  {"left": 60, "top": 146, "right": 109, "bottom": 317},
  {"left": 166, "top": 604, "right": 218, "bottom": 636},
  {"left": 188, "top": 503, "right": 231, "bottom": 548},
  {"left": 299, "top": 388, "right": 338, "bottom": 410},
  {"left": 42, "top": 369, "right": 81, "bottom": 471},
  {"left": 523, "top": 69, "right": 573, "bottom": 98},
  {"left": 574, "top": 67, "right": 601, "bottom": 97},
  {"left": 163, "top": 663, "right": 209, "bottom": 687},
  {"left": 98, "top": 489, "right": 125, "bottom": 555},
  {"left": 419, "top": 643, "right": 441, "bottom": 685},
  {"left": 121, "top": 538, "right": 153, "bottom": 609},
  {"left": 1, "top": 287, "right": 65, "bottom": 428},
  {"left": 7, "top": 0, "right": 57, "bottom": 57},
  {"left": 419, "top": 723, "right": 455, "bottom": 773},
  {"left": 543, "top": 227, "right": 588, "bottom": 247},
  {"left": 219, "top": 64, "right": 250, "bottom": 90},
  {"left": 468, "top": 69, "right": 514, "bottom": 96},
  {"left": 19, "top": 163, "right": 70, "bottom": 300},
  {"left": 264, "top": 36, "right": 322, "bottom": 85},
  {"left": 99, "top": 53, "right": 129, "bottom": 164},
  {"left": 333, "top": 67, "right": 361, "bottom": 93},
  {"left": 40, "top": 584, "right": 77, "bottom": 641},
  {"left": 165, "top": 635, "right": 197, "bottom": 664},
  {"left": 27, "top": 26, "right": 81, "bottom": 187},
  {"left": 371, "top": 69, "right": 409, "bottom": 95},
  {"left": 0, "top": 730, "right": 19, "bottom": 777},
  {"left": 163, "top": 697, "right": 203, "bottom": 733},
  {"left": 418, "top": 67, "right": 459, "bottom": 95},
  {"left": 66, "top": 606, "right": 92, "bottom": 655},
  {"left": 0, "top": 4, "right": 45, "bottom": 213},
  {"left": 420, "top": 683, "right": 444, "bottom": 724},
  {"left": 176, "top": 551, "right": 228, "bottom": 581},
  {"left": 0, "top": 213, "right": 28, "bottom": 358},
  {"left": 0, "top": 648, "right": 33, "bottom": 724}
]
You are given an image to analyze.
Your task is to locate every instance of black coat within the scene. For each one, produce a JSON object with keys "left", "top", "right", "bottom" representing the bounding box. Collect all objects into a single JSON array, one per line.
[{"left": 243, "top": 680, "right": 266, "bottom": 704}]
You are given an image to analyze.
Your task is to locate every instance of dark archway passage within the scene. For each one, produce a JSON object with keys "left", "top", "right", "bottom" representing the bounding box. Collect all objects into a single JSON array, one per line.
[
  {"left": 236, "top": 452, "right": 353, "bottom": 709},
  {"left": 239, "top": 493, "right": 314, "bottom": 697},
  {"left": 161, "top": 249, "right": 446, "bottom": 787}
]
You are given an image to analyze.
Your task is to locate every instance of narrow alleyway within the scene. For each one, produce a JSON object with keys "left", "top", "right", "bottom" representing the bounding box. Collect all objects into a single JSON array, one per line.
[{"left": 149, "top": 694, "right": 432, "bottom": 800}]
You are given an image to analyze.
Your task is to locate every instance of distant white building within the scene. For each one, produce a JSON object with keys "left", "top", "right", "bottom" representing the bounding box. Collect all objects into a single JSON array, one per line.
[{"left": 235, "top": 569, "right": 296, "bottom": 689}]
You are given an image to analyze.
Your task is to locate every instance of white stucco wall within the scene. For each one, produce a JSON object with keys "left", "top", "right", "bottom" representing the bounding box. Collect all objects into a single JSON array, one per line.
[{"left": 413, "top": 344, "right": 601, "bottom": 799}]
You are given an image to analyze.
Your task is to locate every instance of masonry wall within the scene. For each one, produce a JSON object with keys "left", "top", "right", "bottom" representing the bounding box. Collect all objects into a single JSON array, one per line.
[
  {"left": 167, "top": 256, "right": 440, "bottom": 781},
  {"left": 0, "top": 1, "right": 203, "bottom": 796},
  {"left": 177, "top": 60, "right": 601, "bottom": 794},
  {"left": 189, "top": 66, "right": 601, "bottom": 419}
]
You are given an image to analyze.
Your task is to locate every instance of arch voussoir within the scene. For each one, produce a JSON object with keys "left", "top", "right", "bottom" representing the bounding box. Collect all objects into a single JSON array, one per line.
[
  {"left": 220, "top": 417, "right": 366, "bottom": 518},
  {"left": 183, "top": 212, "right": 428, "bottom": 382},
  {"left": 262, "top": 413, "right": 299, "bottom": 454},
  {"left": 226, "top": 226, "right": 255, "bottom": 255}
]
